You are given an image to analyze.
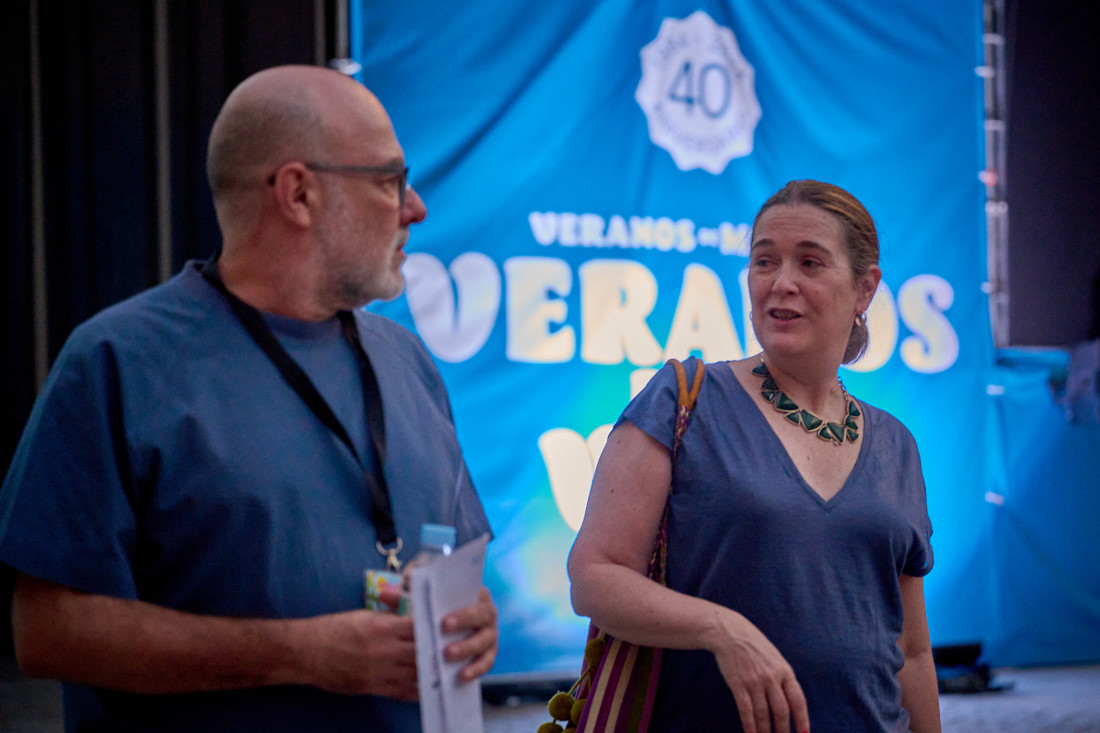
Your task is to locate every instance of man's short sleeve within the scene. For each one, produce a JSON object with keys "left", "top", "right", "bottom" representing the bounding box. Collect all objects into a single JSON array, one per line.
[{"left": 0, "top": 329, "right": 140, "bottom": 598}]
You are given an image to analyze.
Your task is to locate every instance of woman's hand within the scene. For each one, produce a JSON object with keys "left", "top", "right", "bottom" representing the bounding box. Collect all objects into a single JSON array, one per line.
[
  {"left": 709, "top": 609, "right": 811, "bottom": 733},
  {"left": 571, "top": 421, "right": 810, "bottom": 731}
]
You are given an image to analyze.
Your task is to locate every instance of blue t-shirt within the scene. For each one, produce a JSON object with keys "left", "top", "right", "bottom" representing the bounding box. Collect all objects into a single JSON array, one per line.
[
  {"left": 619, "top": 358, "right": 933, "bottom": 733},
  {"left": 0, "top": 261, "right": 490, "bottom": 732}
]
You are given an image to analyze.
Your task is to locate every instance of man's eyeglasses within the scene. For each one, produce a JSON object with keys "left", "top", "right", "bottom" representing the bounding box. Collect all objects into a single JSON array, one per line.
[{"left": 267, "top": 163, "right": 410, "bottom": 207}]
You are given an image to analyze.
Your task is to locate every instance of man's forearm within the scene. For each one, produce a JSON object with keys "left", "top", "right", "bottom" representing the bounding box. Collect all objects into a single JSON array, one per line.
[
  {"left": 12, "top": 573, "right": 418, "bottom": 698},
  {"left": 15, "top": 574, "right": 309, "bottom": 693}
]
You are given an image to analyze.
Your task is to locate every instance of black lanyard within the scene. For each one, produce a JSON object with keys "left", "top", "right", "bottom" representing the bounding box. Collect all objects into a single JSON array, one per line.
[{"left": 200, "top": 259, "right": 403, "bottom": 570}]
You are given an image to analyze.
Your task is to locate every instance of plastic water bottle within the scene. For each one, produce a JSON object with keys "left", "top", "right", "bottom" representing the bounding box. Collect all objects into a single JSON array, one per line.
[
  {"left": 399, "top": 523, "right": 456, "bottom": 614},
  {"left": 412, "top": 523, "right": 456, "bottom": 564}
]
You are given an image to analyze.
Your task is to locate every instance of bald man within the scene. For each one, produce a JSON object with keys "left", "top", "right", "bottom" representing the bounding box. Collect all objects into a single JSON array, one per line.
[{"left": 0, "top": 66, "right": 497, "bottom": 731}]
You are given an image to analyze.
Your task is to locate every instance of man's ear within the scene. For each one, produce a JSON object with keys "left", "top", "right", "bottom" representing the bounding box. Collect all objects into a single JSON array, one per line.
[{"left": 269, "top": 162, "right": 316, "bottom": 228}]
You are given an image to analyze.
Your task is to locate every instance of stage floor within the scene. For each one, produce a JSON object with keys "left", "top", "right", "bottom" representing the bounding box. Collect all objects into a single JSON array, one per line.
[
  {"left": 3, "top": 658, "right": 1098, "bottom": 731},
  {"left": 482, "top": 665, "right": 1100, "bottom": 733}
]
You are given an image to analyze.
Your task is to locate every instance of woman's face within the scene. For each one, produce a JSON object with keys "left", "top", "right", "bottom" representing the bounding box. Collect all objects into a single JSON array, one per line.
[{"left": 748, "top": 203, "right": 879, "bottom": 365}]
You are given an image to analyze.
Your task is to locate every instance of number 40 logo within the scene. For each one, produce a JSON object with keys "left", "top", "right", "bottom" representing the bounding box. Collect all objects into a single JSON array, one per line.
[
  {"left": 635, "top": 11, "right": 761, "bottom": 174},
  {"left": 669, "top": 60, "right": 735, "bottom": 118}
]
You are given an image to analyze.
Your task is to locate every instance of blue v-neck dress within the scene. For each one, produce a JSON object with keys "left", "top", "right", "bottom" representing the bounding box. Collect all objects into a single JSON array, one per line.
[{"left": 618, "top": 358, "right": 933, "bottom": 733}]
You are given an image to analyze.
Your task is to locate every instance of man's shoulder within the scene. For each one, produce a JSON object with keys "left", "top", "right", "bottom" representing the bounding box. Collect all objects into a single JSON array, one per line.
[
  {"left": 355, "top": 310, "right": 433, "bottom": 362},
  {"left": 354, "top": 310, "right": 451, "bottom": 399},
  {"left": 63, "top": 262, "right": 219, "bottom": 364},
  {"left": 356, "top": 309, "right": 418, "bottom": 339}
]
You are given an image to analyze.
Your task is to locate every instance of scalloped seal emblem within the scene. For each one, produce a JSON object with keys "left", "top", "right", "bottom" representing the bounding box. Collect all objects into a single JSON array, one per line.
[{"left": 635, "top": 11, "right": 761, "bottom": 174}]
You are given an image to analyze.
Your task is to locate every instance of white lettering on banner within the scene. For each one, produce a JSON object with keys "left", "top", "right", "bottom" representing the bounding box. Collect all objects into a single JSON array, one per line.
[
  {"left": 664, "top": 264, "right": 744, "bottom": 362},
  {"left": 538, "top": 425, "right": 612, "bottom": 532},
  {"left": 403, "top": 252, "right": 499, "bottom": 363},
  {"left": 579, "top": 260, "right": 663, "bottom": 365},
  {"left": 528, "top": 211, "right": 750, "bottom": 256},
  {"left": 845, "top": 281, "right": 900, "bottom": 373},
  {"left": 898, "top": 275, "right": 959, "bottom": 374},
  {"left": 605, "top": 215, "right": 629, "bottom": 246},
  {"left": 403, "top": 253, "right": 961, "bottom": 375},
  {"left": 503, "top": 257, "right": 575, "bottom": 363},
  {"left": 558, "top": 213, "right": 578, "bottom": 246},
  {"left": 401, "top": 253, "right": 963, "bottom": 529},
  {"left": 580, "top": 214, "right": 604, "bottom": 246},
  {"left": 527, "top": 211, "right": 558, "bottom": 245},
  {"left": 540, "top": 372, "right": 658, "bottom": 530}
]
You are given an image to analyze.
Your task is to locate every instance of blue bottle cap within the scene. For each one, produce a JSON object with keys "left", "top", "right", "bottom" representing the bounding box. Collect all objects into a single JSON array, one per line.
[{"left": 420, "top": 523, "right": 456, "bottom": 550}]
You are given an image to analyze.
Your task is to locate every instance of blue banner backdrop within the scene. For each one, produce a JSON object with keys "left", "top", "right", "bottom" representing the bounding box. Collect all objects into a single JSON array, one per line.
[{"left": 351, "top": 1, "right": 993, "bottom": 677}]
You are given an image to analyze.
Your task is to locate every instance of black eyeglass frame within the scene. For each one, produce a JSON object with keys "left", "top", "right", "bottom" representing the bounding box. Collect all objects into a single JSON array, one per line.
[{"left": 267, "top": 162, "right": 410, "bottom": 207}]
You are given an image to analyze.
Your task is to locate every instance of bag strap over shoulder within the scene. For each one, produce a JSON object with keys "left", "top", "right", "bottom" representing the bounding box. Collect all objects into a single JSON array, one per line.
[
  {"left": 648, "top": 358, "right": 705, "bottom": 583},
  {"left": 670, "top": 358, "right": 704, "bottom": 417},
  {"left": 565, "top": 358, "right": 705, "bottom": 733},
  {"left": 668, "top": 357, "right": 704, "bottom": 454}
]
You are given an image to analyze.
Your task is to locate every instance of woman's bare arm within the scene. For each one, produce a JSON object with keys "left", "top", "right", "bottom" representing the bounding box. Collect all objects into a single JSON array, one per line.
[{"left": 568, "top": 421, "right": 810, "bottom": 733}]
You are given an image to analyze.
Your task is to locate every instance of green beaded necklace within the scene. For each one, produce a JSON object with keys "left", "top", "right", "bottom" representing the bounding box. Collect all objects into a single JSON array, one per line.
[{"left": 752, "top": 361, "right": 860, "bottom": 445}]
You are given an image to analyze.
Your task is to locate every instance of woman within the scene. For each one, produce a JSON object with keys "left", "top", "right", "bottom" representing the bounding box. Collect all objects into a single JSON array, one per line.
[{"left": 568, "top": 180, "right": 941, "bottom": 732}]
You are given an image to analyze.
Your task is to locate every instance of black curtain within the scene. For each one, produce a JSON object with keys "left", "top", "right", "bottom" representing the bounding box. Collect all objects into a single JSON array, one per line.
[
  {"left": 1005, "top": 1, "right": 1100, "bottom": 345},
  {"left": 1, "top": 4, "right": 34, "bottom": 493},
  {"left": 1, "top": 0, "right": 333, "bottom": 657}
]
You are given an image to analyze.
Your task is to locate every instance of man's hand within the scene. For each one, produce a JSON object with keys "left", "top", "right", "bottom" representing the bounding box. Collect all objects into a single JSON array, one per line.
[
  {"left": 440, "top": 586, "right": 498, "bottom": 682},
  {"left": 294, "top": 608, "right": 418, "bottom": 700}
]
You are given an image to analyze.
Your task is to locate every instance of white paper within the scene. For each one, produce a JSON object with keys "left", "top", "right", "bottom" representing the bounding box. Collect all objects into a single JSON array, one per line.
[{"left": 409, "top": 532, "right": 490, "bottom": 733}]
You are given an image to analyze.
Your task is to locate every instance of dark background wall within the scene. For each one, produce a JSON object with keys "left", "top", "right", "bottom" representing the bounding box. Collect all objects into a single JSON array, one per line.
[
  {"left": 1005, "top": 1, "right": 1100, "bottom": 344},
  {"left": 1, "top": 0, "right": 1098, "bottom": 656},
  {"left": 0, "top": 0, "right": 337, "bottom": 655}
]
